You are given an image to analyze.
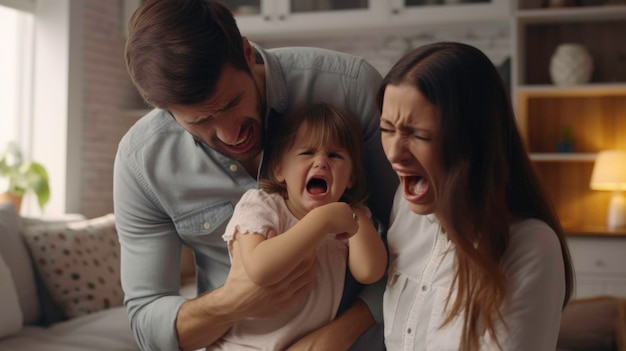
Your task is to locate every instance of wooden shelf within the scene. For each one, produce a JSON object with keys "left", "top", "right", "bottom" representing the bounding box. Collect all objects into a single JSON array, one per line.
[
  {"left": 529, "top": 153, "right": 597, "bottom": 162},
  {"left": 565, "top": 226, "right": 626, "bottom": 237},
  {"left": 516, "top": 5, "right": 626, "bottom": 24},
  {"left": 517, "top": 83, "right": 626, "bottom": 98}
]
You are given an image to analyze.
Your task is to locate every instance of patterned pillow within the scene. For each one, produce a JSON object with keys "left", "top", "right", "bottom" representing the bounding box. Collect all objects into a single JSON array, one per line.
[{"left": 22, "top": 214, "right": 123, "bottom": 318}]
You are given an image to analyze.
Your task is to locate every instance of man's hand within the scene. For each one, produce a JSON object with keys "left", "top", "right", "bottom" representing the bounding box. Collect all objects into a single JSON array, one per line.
[
  {"left": 175, "top": 238, "right": 317, "bottom": 350},
  {"left": 225, "top": 237, "right": 317, "bottom": 319},
  {"left": 285, "top": 299, "right": 375, "bottom": 351}
]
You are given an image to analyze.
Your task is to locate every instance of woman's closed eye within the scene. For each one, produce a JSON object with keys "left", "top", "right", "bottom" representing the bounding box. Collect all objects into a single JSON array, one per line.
[{"left": 379, "top": 126, "right": 394, "bottom": 134}]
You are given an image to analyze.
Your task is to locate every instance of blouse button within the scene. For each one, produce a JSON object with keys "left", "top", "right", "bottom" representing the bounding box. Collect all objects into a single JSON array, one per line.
[
  {"left": 407, "top": 328, "right": 412, "bottom": 334},
  {"left": 229, "top": 164, "right": 238, "bottom": 172},
  {"left": 203, "top": 222, "right": 211, "bottom": 230},
  {"left": 421, "top": 285, "right": 428, "bottom": 291}
]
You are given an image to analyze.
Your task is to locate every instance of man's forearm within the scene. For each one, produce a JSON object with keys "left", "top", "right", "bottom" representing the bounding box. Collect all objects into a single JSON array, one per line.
[{"left": 175, "top": 288, "right": 237, "bottom": 351}]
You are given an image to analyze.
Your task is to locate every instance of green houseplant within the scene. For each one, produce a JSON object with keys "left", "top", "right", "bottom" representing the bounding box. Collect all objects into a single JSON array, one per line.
[{"left": 0, "top": 141, "right": 50, "bottom": 212}]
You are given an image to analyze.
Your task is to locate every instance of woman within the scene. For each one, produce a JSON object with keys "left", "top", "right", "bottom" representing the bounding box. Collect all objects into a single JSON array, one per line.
[{"left": 378, "top": 42, "right": 573, "bottom": 351}]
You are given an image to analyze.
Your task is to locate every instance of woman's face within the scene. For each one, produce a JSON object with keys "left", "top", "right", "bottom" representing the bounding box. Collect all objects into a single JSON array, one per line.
[{"left": 380, "top": 84, "right": 443, "bottom": 215}]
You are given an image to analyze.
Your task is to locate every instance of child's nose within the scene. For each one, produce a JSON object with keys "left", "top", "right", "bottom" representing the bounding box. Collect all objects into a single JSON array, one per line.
[{"left": 313, "top": 154, "right": 329, "bottom": 169}]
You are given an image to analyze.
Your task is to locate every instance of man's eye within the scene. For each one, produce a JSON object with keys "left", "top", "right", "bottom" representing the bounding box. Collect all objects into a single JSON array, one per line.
[{"left": 414, "top": 135, "right": 431, "bottom": 141}]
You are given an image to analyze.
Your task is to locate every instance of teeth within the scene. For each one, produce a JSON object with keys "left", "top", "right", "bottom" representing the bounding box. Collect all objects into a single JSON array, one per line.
[
  {"left": 412, "top": 179, "right": 427, "bottom": 195},
  {"left": 408, "top": 177, "right": 427, "bottom": 196}
]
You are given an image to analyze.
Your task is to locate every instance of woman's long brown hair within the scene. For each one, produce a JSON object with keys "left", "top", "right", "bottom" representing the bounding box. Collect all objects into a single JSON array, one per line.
[{"left": 377, "top": 42, "right": 573, "bottom": 350}]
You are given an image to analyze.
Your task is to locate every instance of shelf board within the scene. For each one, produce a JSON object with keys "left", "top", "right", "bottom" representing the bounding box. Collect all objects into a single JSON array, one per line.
[
  {"left": 565, "top": 226, "right": 626, "bottom": 237},
  {"left": 517, "top": 83, "right": 626, "bottom": 98},
  {"left": 529, "top": 153, "right": 597, "bottom": 162},
  {"left": 516, "top": 5, "right": 626, "bottom": 24}
]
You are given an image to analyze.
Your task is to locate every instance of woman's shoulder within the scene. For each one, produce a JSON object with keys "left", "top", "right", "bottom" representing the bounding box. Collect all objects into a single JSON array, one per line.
[{"left": 504, "top": 218, "right": 563, "bottom": 270}]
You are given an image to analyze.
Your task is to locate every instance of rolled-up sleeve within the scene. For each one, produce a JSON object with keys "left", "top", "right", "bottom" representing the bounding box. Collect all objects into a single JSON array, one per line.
[{"left": 114, "top": 139, "right": 187, "bottom": 351}]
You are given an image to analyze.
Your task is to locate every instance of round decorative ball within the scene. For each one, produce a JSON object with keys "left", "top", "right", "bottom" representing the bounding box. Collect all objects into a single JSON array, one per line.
[{"left": 549, "top": 43, "right": 594, "bottom": 85}]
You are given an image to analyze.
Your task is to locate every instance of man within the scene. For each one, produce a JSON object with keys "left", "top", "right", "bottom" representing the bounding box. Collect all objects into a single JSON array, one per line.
[{"left": 115, "top": 1, "right": 397, "bottom": 350}]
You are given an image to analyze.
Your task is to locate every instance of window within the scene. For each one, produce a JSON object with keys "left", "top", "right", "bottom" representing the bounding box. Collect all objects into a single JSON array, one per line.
[{"left": 0, "top": 2, "right": 34, "bottom": 150}]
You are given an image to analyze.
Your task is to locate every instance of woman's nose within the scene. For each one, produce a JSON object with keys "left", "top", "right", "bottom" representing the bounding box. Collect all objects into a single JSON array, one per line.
[{"left": 384, "top": 135, "right": 407, "bottom": 164}]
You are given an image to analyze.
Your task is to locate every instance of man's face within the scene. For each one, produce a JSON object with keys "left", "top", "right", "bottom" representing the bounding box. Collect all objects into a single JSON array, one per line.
[{"left": 169, "top": 63, "right": 264, "bottom": 164}]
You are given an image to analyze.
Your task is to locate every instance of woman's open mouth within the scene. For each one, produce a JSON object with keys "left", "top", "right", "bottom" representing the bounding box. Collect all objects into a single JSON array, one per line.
[{"left": 403, "top": 175, "right": 429, "bottom": 201}]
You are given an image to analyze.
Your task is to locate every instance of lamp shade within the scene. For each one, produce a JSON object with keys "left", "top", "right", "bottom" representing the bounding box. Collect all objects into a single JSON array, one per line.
[{"left": 590, "top": 150, "right": 626, "bottom": 191}]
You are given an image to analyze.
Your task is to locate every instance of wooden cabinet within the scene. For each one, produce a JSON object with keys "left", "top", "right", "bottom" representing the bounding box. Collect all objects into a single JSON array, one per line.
[
  {"left": 183, "top": 1, "right": 510, "bottom": 40},
  {"left": 512, "top": 0, "right": 626, "bottom": 233},
  {"left": 567, "top": 235, "right": 626, "bottom": 298},
  {"left": 388, "top": 0, "right": 510, "bottom": 25}
]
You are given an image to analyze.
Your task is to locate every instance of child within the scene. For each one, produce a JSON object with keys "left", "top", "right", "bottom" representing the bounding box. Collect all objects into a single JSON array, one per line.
[{"left": 213, "top": 103, "right": 388, "bottom": 350}]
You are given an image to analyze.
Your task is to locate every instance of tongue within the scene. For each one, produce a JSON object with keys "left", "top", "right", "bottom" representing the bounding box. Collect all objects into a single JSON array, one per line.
[
  {"left": 409, "top": 177, "right": 428, "bottom": 196},
  {"left": 308, "top": 184, "right": 326, "bottom": 195}
]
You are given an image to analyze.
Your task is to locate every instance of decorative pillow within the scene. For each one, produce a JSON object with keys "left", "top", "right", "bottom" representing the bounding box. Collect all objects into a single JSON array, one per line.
[
  {"left": 21, "top": 214, "right": 123, "bottom": 318},
  {"left": 0, "top": 253, "right": 23, "bottom": 339}
]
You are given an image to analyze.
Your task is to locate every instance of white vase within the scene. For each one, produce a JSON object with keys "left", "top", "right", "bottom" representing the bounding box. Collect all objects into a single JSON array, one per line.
[{"left": 549, "top": 43, "right": 594, "bottom": 86}]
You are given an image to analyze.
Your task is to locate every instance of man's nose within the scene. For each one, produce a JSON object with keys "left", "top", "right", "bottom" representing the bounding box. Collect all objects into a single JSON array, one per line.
[{"left": 215, "top": 118, "right": 241, "bottom": 145}]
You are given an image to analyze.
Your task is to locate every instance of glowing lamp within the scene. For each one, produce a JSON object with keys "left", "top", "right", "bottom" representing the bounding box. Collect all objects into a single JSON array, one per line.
[{"left": 590, "top": 150, "right": 626, "bottom": 230}]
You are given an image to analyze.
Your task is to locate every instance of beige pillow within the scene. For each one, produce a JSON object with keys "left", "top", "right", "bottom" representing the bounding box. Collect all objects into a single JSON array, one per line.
[{"left": 22, "top": 214, "right": 123, "bottom": 318}]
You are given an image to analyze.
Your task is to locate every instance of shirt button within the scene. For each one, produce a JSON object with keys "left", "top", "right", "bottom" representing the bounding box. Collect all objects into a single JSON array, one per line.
[
  {"left": 421, "top": 285, "right": 428, "bottom": 291},
  {"left": 203, "top": 222, "right": 211, "bottom": 230},
  {"left": 407, "top": 328, "right": 412, "bottom": 334},
  {"left": 229, "top": 164, "right": 238, "bottom": 172}
]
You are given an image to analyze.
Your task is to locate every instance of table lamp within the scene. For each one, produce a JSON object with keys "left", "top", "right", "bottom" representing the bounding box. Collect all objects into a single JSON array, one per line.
[{"left": 590, "top": 150, "right": 626, "bottom": 230}]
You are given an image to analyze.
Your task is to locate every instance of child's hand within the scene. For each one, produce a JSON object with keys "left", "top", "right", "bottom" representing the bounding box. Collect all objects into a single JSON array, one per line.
[{"left": 311, "top": 202, "right": 359, "bottom": 240}]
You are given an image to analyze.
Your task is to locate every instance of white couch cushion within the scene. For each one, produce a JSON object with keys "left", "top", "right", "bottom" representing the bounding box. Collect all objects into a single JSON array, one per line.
[
  {"left": 0, "top": 254, "right": 22, "bottom": 339},
  {"left": 0, "top": 203, "right": 40, "bottom": 324},
  {"left": 0, "top": 306, "right": 138, "bottom": 351}
]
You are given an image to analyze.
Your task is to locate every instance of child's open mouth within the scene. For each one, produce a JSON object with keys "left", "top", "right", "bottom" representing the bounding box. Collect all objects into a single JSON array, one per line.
[{"left": 306, "top": 177, "right": 328, "bottom": 195}]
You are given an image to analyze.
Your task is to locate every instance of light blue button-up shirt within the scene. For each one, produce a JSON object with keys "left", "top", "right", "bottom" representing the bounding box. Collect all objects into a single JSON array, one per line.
[{"left": 113, "top": 44, "right": 398, "bottom": 350}]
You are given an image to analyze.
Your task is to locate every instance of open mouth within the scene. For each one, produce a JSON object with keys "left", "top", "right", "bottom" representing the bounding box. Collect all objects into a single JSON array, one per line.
[
  {"left": 225, "top": 125, "right": 255, "bottom": 154},
  {"left": 403, "top": 175, "right": 428, "bottom": 197},
  {"left": 306, "top": 177, "right": 328, "bottom": 195}
]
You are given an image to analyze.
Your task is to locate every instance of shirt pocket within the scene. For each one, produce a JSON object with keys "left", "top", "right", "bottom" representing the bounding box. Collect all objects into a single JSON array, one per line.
[
  {"left": 383, "top": 270, "right": 409, "bottom": 338},
  {"left": 173, "top": 201, "right": 234, "bottom": 242},
  {"left": 426, "top": 287, "right": 464, "bottom": 351}
]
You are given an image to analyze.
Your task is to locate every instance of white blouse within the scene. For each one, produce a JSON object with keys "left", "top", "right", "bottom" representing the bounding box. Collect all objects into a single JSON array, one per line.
[{"left": 383, "top": 186, "right": 566, "bottom": 351}]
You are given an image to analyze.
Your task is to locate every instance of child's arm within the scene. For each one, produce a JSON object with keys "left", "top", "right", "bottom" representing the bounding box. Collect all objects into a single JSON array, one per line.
[
  {"left": 347, "top": 206, "right": 388, "bottom": 284},
  {"left": 234, "top": 202, "right": 359, "bottom": 287}
]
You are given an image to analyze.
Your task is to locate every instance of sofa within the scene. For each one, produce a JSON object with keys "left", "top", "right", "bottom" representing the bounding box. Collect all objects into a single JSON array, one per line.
[
  {"left": 0, "top": 202, "right": 195, "bottom": 350},
  {"left": 3, "top": 200, "right": 626, "bottom": 351}
]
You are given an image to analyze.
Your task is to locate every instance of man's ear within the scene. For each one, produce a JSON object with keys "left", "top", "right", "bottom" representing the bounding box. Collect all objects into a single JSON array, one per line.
[{"left": 242, "top": 36, "right": 256, "bottom": 69}]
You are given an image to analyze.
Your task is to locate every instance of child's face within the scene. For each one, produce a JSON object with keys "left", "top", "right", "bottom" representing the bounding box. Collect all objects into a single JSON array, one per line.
[{"left": 274, "top": 123, "right": 354, "bottom": 219}]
